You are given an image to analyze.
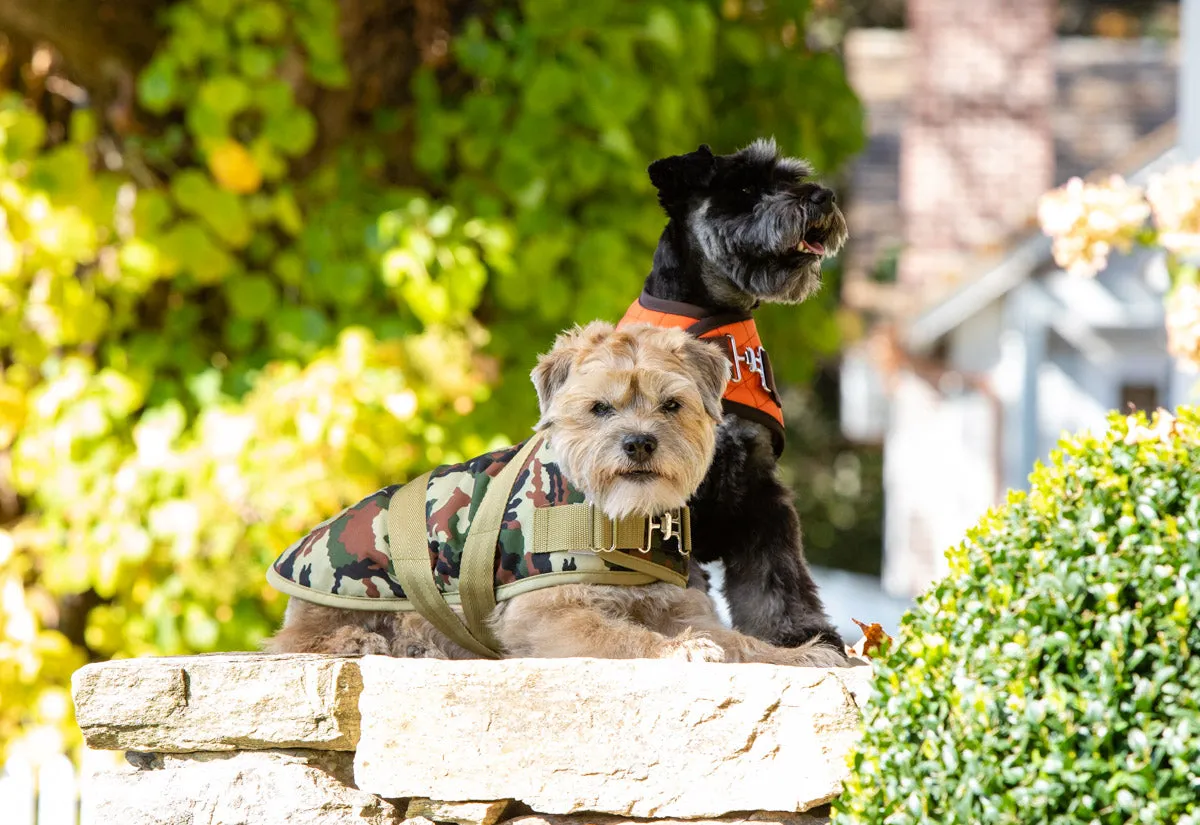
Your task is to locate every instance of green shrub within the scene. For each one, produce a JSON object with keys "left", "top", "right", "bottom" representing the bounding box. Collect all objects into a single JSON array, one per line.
[{"left": 835, "top": 407, "right": 1200, "bottom": 825}]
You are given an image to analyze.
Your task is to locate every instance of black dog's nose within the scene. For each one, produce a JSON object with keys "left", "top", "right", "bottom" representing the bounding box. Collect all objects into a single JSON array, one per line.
[
  {"left": 622, "top": 433, "right": 658, "bottom": 463},
  {"left": 809, "top": 188, "right": 835, "bottom": 214}
]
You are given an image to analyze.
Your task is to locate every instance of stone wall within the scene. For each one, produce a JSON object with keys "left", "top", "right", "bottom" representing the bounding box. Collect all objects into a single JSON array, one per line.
[{"left": 71, "top": 654, "right": 871, "bottom": 825}]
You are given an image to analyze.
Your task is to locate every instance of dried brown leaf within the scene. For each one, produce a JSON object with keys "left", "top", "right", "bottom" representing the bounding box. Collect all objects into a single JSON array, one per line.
[{"left": 845, "top": 618, "right": 891, "bottom": 663}]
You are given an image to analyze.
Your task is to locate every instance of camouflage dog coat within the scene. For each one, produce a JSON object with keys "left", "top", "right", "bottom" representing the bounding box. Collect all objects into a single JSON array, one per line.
[{"left": 266, "top": 436, "right": 691, "bottom": 618}]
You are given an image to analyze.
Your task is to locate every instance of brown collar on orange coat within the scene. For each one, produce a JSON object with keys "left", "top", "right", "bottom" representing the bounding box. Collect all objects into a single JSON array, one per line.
[{"left": 618, "top": 291, "right": 785, "bottom": 456}]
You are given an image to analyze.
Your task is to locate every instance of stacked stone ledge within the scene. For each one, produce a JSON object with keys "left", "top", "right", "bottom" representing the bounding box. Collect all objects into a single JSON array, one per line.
[{"left": 71, "top": 653, "right": 872, "bottom": 825}]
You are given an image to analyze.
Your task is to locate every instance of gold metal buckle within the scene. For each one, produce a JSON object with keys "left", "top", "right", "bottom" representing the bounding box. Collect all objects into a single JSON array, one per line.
[
  {"left": 592, "top": 507, "right": 689, "bottom": 556},
  {"left": 646, "top": 509, "right": 682, "bottom": 552}
]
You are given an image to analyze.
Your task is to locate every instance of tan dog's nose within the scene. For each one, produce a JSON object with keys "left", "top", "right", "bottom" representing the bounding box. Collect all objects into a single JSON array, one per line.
[{"left": 621, "top": 433, "right": 658, "bottom": 463}]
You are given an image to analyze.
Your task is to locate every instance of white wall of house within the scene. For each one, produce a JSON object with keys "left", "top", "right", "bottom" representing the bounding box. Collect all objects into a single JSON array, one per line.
[{"left": 881, "top": 372, "right": 999, "bottom": 597}]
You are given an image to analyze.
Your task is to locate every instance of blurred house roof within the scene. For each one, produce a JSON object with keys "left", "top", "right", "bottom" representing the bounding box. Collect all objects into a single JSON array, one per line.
[
  {"left": 905, "top": 138, "right": 1184, "bottom": 353},
  {"left": 843, "top": 29, "right": 1180, "bottom": 288}
]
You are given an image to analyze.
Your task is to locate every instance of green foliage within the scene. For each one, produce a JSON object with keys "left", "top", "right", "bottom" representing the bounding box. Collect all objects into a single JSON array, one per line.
[
  {"left": 417, "top": 0, "right": 864, "bottom": 428},
  {"left": 0, "top": 0, "right": 863, "bottom": 758},
  {"left": 779, "top": 385, "right": 883, "bottom": 574},
  {"left": 835, "top": 408, "right": 1200, "bottom": 825}
]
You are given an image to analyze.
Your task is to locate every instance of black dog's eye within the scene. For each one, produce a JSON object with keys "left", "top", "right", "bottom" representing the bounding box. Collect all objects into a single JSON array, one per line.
[
  {"left": 591, "top": 401, "right": 615, "bottom": 417},
  {"left": 741, "top": 186, "right": 755, "bottom": 195},
  {"left": 661, "top": 398, "right": 682, "bottom": 414}
]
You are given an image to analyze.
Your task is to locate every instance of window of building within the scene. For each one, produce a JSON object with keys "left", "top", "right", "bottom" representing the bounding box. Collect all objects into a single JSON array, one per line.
[{"left": 1120, "top": 383, "right": 1160, "bottom": 412}]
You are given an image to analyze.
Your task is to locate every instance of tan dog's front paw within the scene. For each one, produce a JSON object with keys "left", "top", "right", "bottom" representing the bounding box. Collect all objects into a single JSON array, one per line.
[{"left": 660, "top": 634, "right": 726, "bottom": 662}]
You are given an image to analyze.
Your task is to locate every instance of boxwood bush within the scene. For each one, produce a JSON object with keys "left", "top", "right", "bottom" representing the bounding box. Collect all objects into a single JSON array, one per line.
[{"left": 835, "top": 407, "right": 1200, "bottom": 825}]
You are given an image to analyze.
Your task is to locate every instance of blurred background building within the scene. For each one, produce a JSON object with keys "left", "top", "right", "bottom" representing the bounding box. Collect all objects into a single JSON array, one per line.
[{"left": 810, "top": 0, "right": 1194, "bottom": 635}]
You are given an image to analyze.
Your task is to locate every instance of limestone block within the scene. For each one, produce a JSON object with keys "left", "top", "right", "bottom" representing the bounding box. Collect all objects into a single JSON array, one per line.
[
  {"left": 506, "top": 812, "right": 831, "bottom": 825},
  {"left": 406, "top": 798, "right": 514, "bottom": 825},
  {"left": 72, "top": 653, "right": 362, "bottom": 752},
  {"left": 355, "top": 658, "right": 869, "bottom": 818},
  {"left": 85, "top": 749, "right": 402, "bottom": 825}
]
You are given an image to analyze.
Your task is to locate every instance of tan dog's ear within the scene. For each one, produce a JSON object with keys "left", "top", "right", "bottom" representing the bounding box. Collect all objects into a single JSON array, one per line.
[
  {"left": 531, "top": 321, "right": 615, "bottom": 421},
  {"left": 677, "top": 337, "right": 730, "bottom": 421}
]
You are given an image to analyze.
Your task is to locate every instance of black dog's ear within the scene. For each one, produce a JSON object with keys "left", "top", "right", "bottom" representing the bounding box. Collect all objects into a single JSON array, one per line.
[{"left": 647, "top": 144, "right": 716, "bottom": 209}]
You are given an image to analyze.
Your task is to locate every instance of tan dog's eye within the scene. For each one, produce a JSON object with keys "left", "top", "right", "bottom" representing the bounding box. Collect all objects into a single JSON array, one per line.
[
  {"left": 660, "top": 398, "right": 682, "bottom": 414},
  {"left": 591, "top": 401, "right": 615, "bottom": 417}
]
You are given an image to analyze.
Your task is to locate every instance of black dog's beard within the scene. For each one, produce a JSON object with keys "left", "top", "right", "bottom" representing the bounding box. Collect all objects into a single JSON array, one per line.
[
  {"left": 691, "top": 201, "right": 847, "bottom": 306},
  {"left": 738, "top": 256, "right": 822, "bottom": 304}
]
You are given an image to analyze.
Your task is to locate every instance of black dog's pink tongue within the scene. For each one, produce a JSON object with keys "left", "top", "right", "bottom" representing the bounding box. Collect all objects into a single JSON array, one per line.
[{"left": 800, "top": 239, "right": 825, "bottom": 255}]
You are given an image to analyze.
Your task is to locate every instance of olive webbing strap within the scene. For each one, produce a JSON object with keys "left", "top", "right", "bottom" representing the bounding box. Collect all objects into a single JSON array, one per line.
[
  {"left": 531, "top": 504, "right": 599, "bottom": 552},
  {"left": 457, "top": 435, "right": 544, "bottom": 652},
  {"left": 605, "top": 512, "right": 653, "bottom": 551},
  {"left": 386, "top": 470, "right": 500, "bottom": 659}
]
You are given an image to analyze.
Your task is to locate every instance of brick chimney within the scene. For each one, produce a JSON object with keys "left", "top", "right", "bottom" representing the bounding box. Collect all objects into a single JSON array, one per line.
[{"left": 899, "top": 0, "right": 1055, "bottom": 287}]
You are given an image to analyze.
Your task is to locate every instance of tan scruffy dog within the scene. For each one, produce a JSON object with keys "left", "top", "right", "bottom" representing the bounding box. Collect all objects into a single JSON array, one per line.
[{"left": 266, "top": 322, "right": 844, "bottom": 667}]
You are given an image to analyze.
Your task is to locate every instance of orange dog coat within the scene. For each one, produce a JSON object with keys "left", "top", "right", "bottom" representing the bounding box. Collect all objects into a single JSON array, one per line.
[{"left": 619, "top": 292, "right": 785, "bottom": 455}]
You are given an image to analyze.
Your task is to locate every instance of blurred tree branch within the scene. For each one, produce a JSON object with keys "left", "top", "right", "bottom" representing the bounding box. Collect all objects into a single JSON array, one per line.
[
  {"left": 0, "top": 0, "right": 163, "bottom": 85},
  {"left": 0, "top": 0, "right": 472, "bottom": 172}
]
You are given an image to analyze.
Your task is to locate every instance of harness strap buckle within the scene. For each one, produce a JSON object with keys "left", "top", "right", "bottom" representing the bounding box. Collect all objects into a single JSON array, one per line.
[
  {"left": 587, "top": 504, "right": 690, "bottom": 556},
  {"left": 648, "top": 511, "right": 675, "bottom": 543},
  {"left": 646, "top": 509, "right": 688, "bottom": 556},
  {"left": 740, "top": 345, "right": 770, "bottom": 392}
]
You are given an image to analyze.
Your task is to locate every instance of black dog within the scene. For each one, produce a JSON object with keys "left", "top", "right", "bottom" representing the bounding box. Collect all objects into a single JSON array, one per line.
[{"left": 624, "top": 139, "right": 849, "bottom": 653}]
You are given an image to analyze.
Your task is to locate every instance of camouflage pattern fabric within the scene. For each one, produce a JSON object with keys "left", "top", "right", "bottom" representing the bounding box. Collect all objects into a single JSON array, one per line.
[{"left": 266, "top": 438, "right": 691, "bottom": 609}]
